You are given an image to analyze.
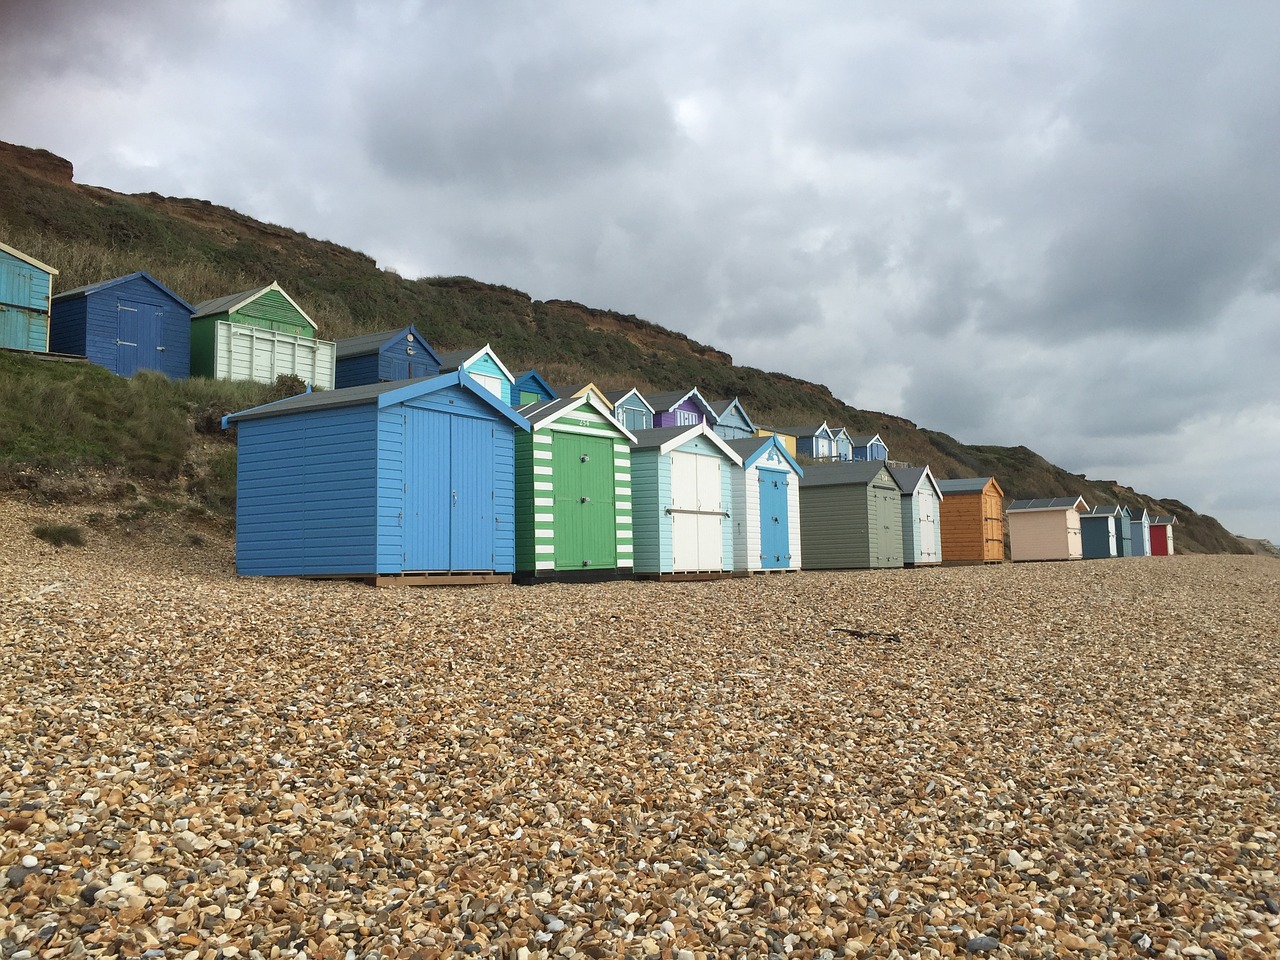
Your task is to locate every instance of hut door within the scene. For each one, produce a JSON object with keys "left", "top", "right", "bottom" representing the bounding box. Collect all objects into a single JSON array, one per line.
[
  {"left": 758, "top": 468, "right": 789, "bottom": 569},
  {"left": 115, "top": 298, "right": 164, "bottom": 376},
  {"left": 670, "top": 452, "right": 723, "bottom": 571},
  {"left": 403, "top": 410, "right": 495, "bottom": 571},
  {"left": 1106, "top": 519, "right": 1117, "bottom": 556},
  {"left": 917, "top": 489, "right": 939, "bottom": 564},
  {"left": 983, "top": 492, "right": 1005, "bottom": 561},
  {"left": 553, "top": 431, "right": 616, "bottom": 570}
]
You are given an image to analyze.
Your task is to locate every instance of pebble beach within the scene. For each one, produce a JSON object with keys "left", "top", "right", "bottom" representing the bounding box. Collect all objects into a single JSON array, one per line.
[{"left": 2, "top": 501, "right": 1278, "bottom": 959}]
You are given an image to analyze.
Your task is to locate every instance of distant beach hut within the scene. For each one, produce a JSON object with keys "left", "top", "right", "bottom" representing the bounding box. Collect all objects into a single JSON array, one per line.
[
  {"left": 888, "top": 465, "right": 943, "bottom": 566},
  {"left": 437, "top": 344, "right": 516, "bottom": 405},
  {"left": 753, "top": 425, "right": 798, "bottom": 458},
  {"left": 1080, "top": 504, "right": 1123, "bottom": 559},
  {"left": 190, "top": 281, "right": 335, "bottom": 388},
  {"left": 644, "top": 388, "right": 716, "bottom": 429},
  {"left": 604, "top": 388, "right": 655, "bottom": 433},
  {"left": 786, "top": 423, "right": 837, "bottom": 461},
  {"left": 335, "top": 325, "right": 442, "bottom": 387},
  {"left": 50, "top": 271, "right": 191, "bottom": 379},
  {"left": 1149, "top": 515, "right": 1177, "bottom": 556},
  {"left": 936, "top": 476, "right": 1006, "bottom": 564},
  {"left": 708, "top": 397, "right": 757, "bottom": 441},
  {"left": 850, "top": 433, "right": 889, "bottom": 462},
  {"left": 799, "top": 461, "right": 904, "bottom": 569},
  {"left": 1006, "top": 496, "right": 1087, "bottom": 562},
  {"left": 724, "top": 434, "right": 803, "bottom": 572},
  {"left": 1129, "top": 507, "right": 1152, "bottom": 557},
  {"left": 0, "top": 241, "right": 57, "bottom": 353},
  {"left": 514, "top": 369, "right": 557, "bottom": 406}
]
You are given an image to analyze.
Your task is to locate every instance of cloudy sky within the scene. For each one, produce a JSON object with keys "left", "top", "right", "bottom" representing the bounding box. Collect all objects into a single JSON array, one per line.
[{"left": 3, "top": 1, "right": 1278, "bottom": 542}]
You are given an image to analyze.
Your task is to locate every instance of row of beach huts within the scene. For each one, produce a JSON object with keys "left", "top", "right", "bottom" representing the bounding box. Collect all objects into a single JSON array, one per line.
[{"left": 3, "top": 246, "right": 1177, "bottom": 583}]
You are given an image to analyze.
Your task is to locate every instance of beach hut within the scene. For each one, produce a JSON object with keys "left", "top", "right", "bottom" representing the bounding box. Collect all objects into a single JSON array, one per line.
[
  {"left": 1116, "top": 505, "right": 1134, "bottom": 557},
  {"left": 630, "top": 423, "right": 743, "bottom": 578},
  {"left": 644, "top": 388, "right": 716, "bottom": 429},
  {"left": 753, "top": 425, "right": 798, "bottom": 458},
  {"left": 604, "top": 388, "right": 655, "bottom": 433},
  {"left": 514, "top": 370, "right": 557, "bottom": 406},
  {"left": 222, "top": 371, "right": 529, "bottom": 583},
  {"left": 888, "top": 465, "right": 943, "bottom": 566},
  {"left": 725, "top": 435, "right": 803, "bottom": 572},
  {"left": 190, "top": 281, "right": 335, "bottom": 388},
  {"left": 0, "top": 241, "right": 57, "bottom": 353},
  {"left": 1129, "top": 507, "right": 1152, "bottom": 557},
  {"left": 514, "top": 393, "right": 636, "bottom": 582},
  {"left": 709, "top": 397, "right": 757, "bottom": 441},
  {"left": 936, "top": 476, "right": 1006, "bottom": 564},
  {"left": 1149, "top": 515, "right": 1177, "bottom": 556},
  {"left": 1006, "top": 496, "right": 1087, "bottom": 562},
  {"left": 552, "top": 382, "right": 613, "bottom": 411},
  {"left": 437, "top": 345, "right": 516, "bottom": 406},
  {"left": 830, "top": 427, "right": 854, "bottom": 461},
  {"left": 850, "top": 433, "right": 889, "bottom": 462},
  {"left": 1079, "top": 504, "right": 1123, "bottom": 559},
  {"left": 49, "top": 272, "right": 191, "bottom": 379},
  {"left": 798, "top": 461, "right": 904, "bottom": 569},
  {"left": 334, "top": 325, "right": 442, "bottom": 388},
  {"left": 787, "top": 423, "right": 837, "bottom": 461}
]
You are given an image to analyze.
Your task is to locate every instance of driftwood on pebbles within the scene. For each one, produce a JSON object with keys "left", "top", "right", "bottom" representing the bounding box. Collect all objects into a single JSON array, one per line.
[{"left": 1, "top": 500, "right": 1278, "bottom": 959}]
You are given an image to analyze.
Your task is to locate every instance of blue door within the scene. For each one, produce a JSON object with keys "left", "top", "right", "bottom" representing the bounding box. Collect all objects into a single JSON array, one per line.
[
  {"left": 116, "top": 298, "right": 164, "bottom": 376},
  {"left": 758, "top": 468, "right": 789, "bottom": 568},
  {"left": 403, "top": 410, "right": 496, "bottom": 571}
]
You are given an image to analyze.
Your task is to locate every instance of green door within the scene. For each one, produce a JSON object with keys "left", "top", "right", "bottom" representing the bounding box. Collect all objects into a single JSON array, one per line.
[{"left": 553, "top": 431, "right": 617, "bottom": 570}]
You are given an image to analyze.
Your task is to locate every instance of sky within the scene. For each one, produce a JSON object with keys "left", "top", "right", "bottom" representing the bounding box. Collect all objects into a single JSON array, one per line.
[{"left": 2, "top": 1, "right": 1278, "bottom": 542}]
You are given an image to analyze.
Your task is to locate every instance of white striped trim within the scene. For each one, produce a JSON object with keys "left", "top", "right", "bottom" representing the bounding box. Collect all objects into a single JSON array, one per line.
[
  {"left": 534, "top": 497, "right": 553, "bottom": 507},
  {"left": 535, "top": 513, "right": 554, "bottom": 523},
  {"left": 533, "top": 465, "right": 553, "bottom": 476},
  {"left": 533, "top": 449, "right": 553, "bottom": 460},
  {"left": 535, "top": 544, "right": 554, "bottom": 554},
  {"left": 534, "top": 481, "right": 553, "bottom": 492},
  {"left": 532, "top": 433, "right": 553, "bottom": 445},
  {"left": 536, "top": 560, "right": 556, "bottom": 570}
]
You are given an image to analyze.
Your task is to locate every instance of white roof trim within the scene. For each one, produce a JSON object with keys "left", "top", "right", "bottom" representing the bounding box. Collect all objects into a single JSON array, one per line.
[
  {"left": 656, "top": 422, "right": 743, "bottom": 465},
  {"left": 0, "top": 241, "right": 58, "bottom": 275}
]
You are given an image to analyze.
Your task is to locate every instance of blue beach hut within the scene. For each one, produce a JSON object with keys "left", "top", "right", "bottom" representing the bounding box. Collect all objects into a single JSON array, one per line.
[
  {"left": 335, "top": 325, "right": 442, "bottom": 388},
  {"left": 0, "top": 241, "right": 57, "bottom": 353},
  {"left": 708, "top": 397, "right": 757, "bottom": 441},
  {"left": 514, "top": 370, "right": 557, "bottom": 406},
  {"left": 1129, "top": 507, "right": 1152, "bottom": 557},
  {"left": 604, "top": 388, "right": 655, "bottom": 433},
  {"left": 1080, "top": 504, "right": 1122, "bottom": 559},
  {"left": 50, "top": 272, "right": 192, "bottom": 379},
  {"left": 724, "top": 434, "right": 803, "bottom": 572},
  {"left": 223, "top": 371, "right": 530, "bottom": 583}
]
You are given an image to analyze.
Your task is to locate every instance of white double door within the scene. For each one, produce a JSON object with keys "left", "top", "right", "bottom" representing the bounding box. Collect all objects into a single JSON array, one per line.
[{"left": 670, "top": 452, "right": 724, "bottom": 572}]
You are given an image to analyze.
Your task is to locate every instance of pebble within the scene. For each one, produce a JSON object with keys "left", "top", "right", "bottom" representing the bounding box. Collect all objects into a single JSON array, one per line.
[
  {"left": 2, "top": 499, "right": 1279, "bottom": 959},
  {"left": 20, "top": 855, "right": 37, "bottom": 868}
]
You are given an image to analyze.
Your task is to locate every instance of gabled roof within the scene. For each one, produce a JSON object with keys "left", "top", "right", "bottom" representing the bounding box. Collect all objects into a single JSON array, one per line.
[
  {"left": 514, "top": 369, "right": 557, "bottom": 398},
  {"left": 603, "top": 387, "right": 655, "bottom": 413},
  {"left": 1151, "top": 514, "right": 1177, "bottom": 525},
  {"left": 551, "top": 382, "right": 613, "bottom": 409},
  {"left": 517, "top": 392, "right": 636, "bottom": 442},
  {"left": 754, "top": 424, "right": 796, "bottom": 438},
  {"left": 799, "top": 460, "right": 899, "bottom": 489},
  {"left": 436, "top": 343, "right": 516, "bottom": 384},
  {"left": 629, "top": 423, "right": 743, "bottom": 465},
  {"left": 0, "top": 241, "right": 57, "bottom": 276},
  {"left": 222, "top": 369, "right": 530, "bottom": 431},
  {"left": 888, "top": 464, "right": 942, "bottom": 500},
  {"left": 1082, "top": 503, "right": 1124, "bottom": 517},
  {"left": 1129, "top": 506, "right": 1150, "bottom": 520},
  {"left": 52, "top": 271, "right": 191, "bottom": 310},
  {"left": 191, "top": 281, "right": 316, "bottom": 329},
  {"left": 724, "top": 434, "right": 803, "bottom": 476},
  {"left": 781, "top": 422, "right": 833, "bottom": 439},
  {"left": 708, "top": 397, "right": 757, "bottom": 431},
  {"left": 1007, "top": 496, "right": 1088, "bottom": 512},
  {"left": 643, "top": 387, "right": 716, "bottom": 419},
  {"left": 335, "top": 324, "right": 442, "bottom": 364},
  {"left": 848, "top": 433, "right": 883, "bottom": 447},
  {"left": 936, "top": 476, "right": 1004, "bottom": 497}
]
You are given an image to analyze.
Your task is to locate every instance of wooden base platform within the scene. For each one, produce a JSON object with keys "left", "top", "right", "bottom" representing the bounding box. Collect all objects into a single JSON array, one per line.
[
  {"left": 305, "top": 571, "right": 512, "bottom": 587},
  {"left": 634, "top": 570, "right": 739, "bottom": 582},
  {"left": 749, "top": 568, "right": 798, "bottom": 575},
  {"left": 1, "top": 346, "right": 89, "bottom": 364},
  {"left": 514, "top": 568, "right": 636, "bottom": 586}
]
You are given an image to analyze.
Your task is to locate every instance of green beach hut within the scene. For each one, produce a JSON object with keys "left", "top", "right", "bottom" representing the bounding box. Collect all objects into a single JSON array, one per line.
[{"left": 515, "top": 392, "right": 637, "bottom": 582}]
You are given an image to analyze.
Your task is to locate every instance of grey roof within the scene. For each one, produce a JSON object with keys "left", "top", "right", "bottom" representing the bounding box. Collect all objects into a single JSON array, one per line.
[
  {"left": 799, "top": 461, "right": 896, "bottom": 489},
  {"left": 1007, "top": 497, "right": 1086, "bottom": 511},
  {"left": 848, "top": 433, "right": 882, "bottom": 446},
  {"left": 52, "top": 271, "right": 191, "bottom": 309},
  {"left": 225, "top": 377, "right": 428, "bottom": 422},
  {"left": 551, "top": 382, "right": 595, "bottom": 396},
  {"left": 1082, "top": 504, "right": 1124, "bottom": 517},
  {"left": 335, "top": 327, "right": 409, "bottom": 359},
  {"left": 436, "top": 347, "right": 479, "bottom": 370},
  {"left": 604, "top": 388, "right": 652, "bottom": 408},
  {"left": 936, "top": 477, "right": 995, "bottom": 494},
  {"left": 643, "top": 389, "right": 702, "bottom": 411},
  {"left": 887, "top": 465, "right": 931, "bottom": 495},
  {"left": 782, "top": 423, "right": 829, "bottom": 438},
  {"left": 517, "top": 395, "right": 583, "bottom": 422},
  {"left": 1151, "top": 514, "right": 1177, "bottom": 525},
  {"left": 724, "top": 436, "right": 771, "bottom": 458}
]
